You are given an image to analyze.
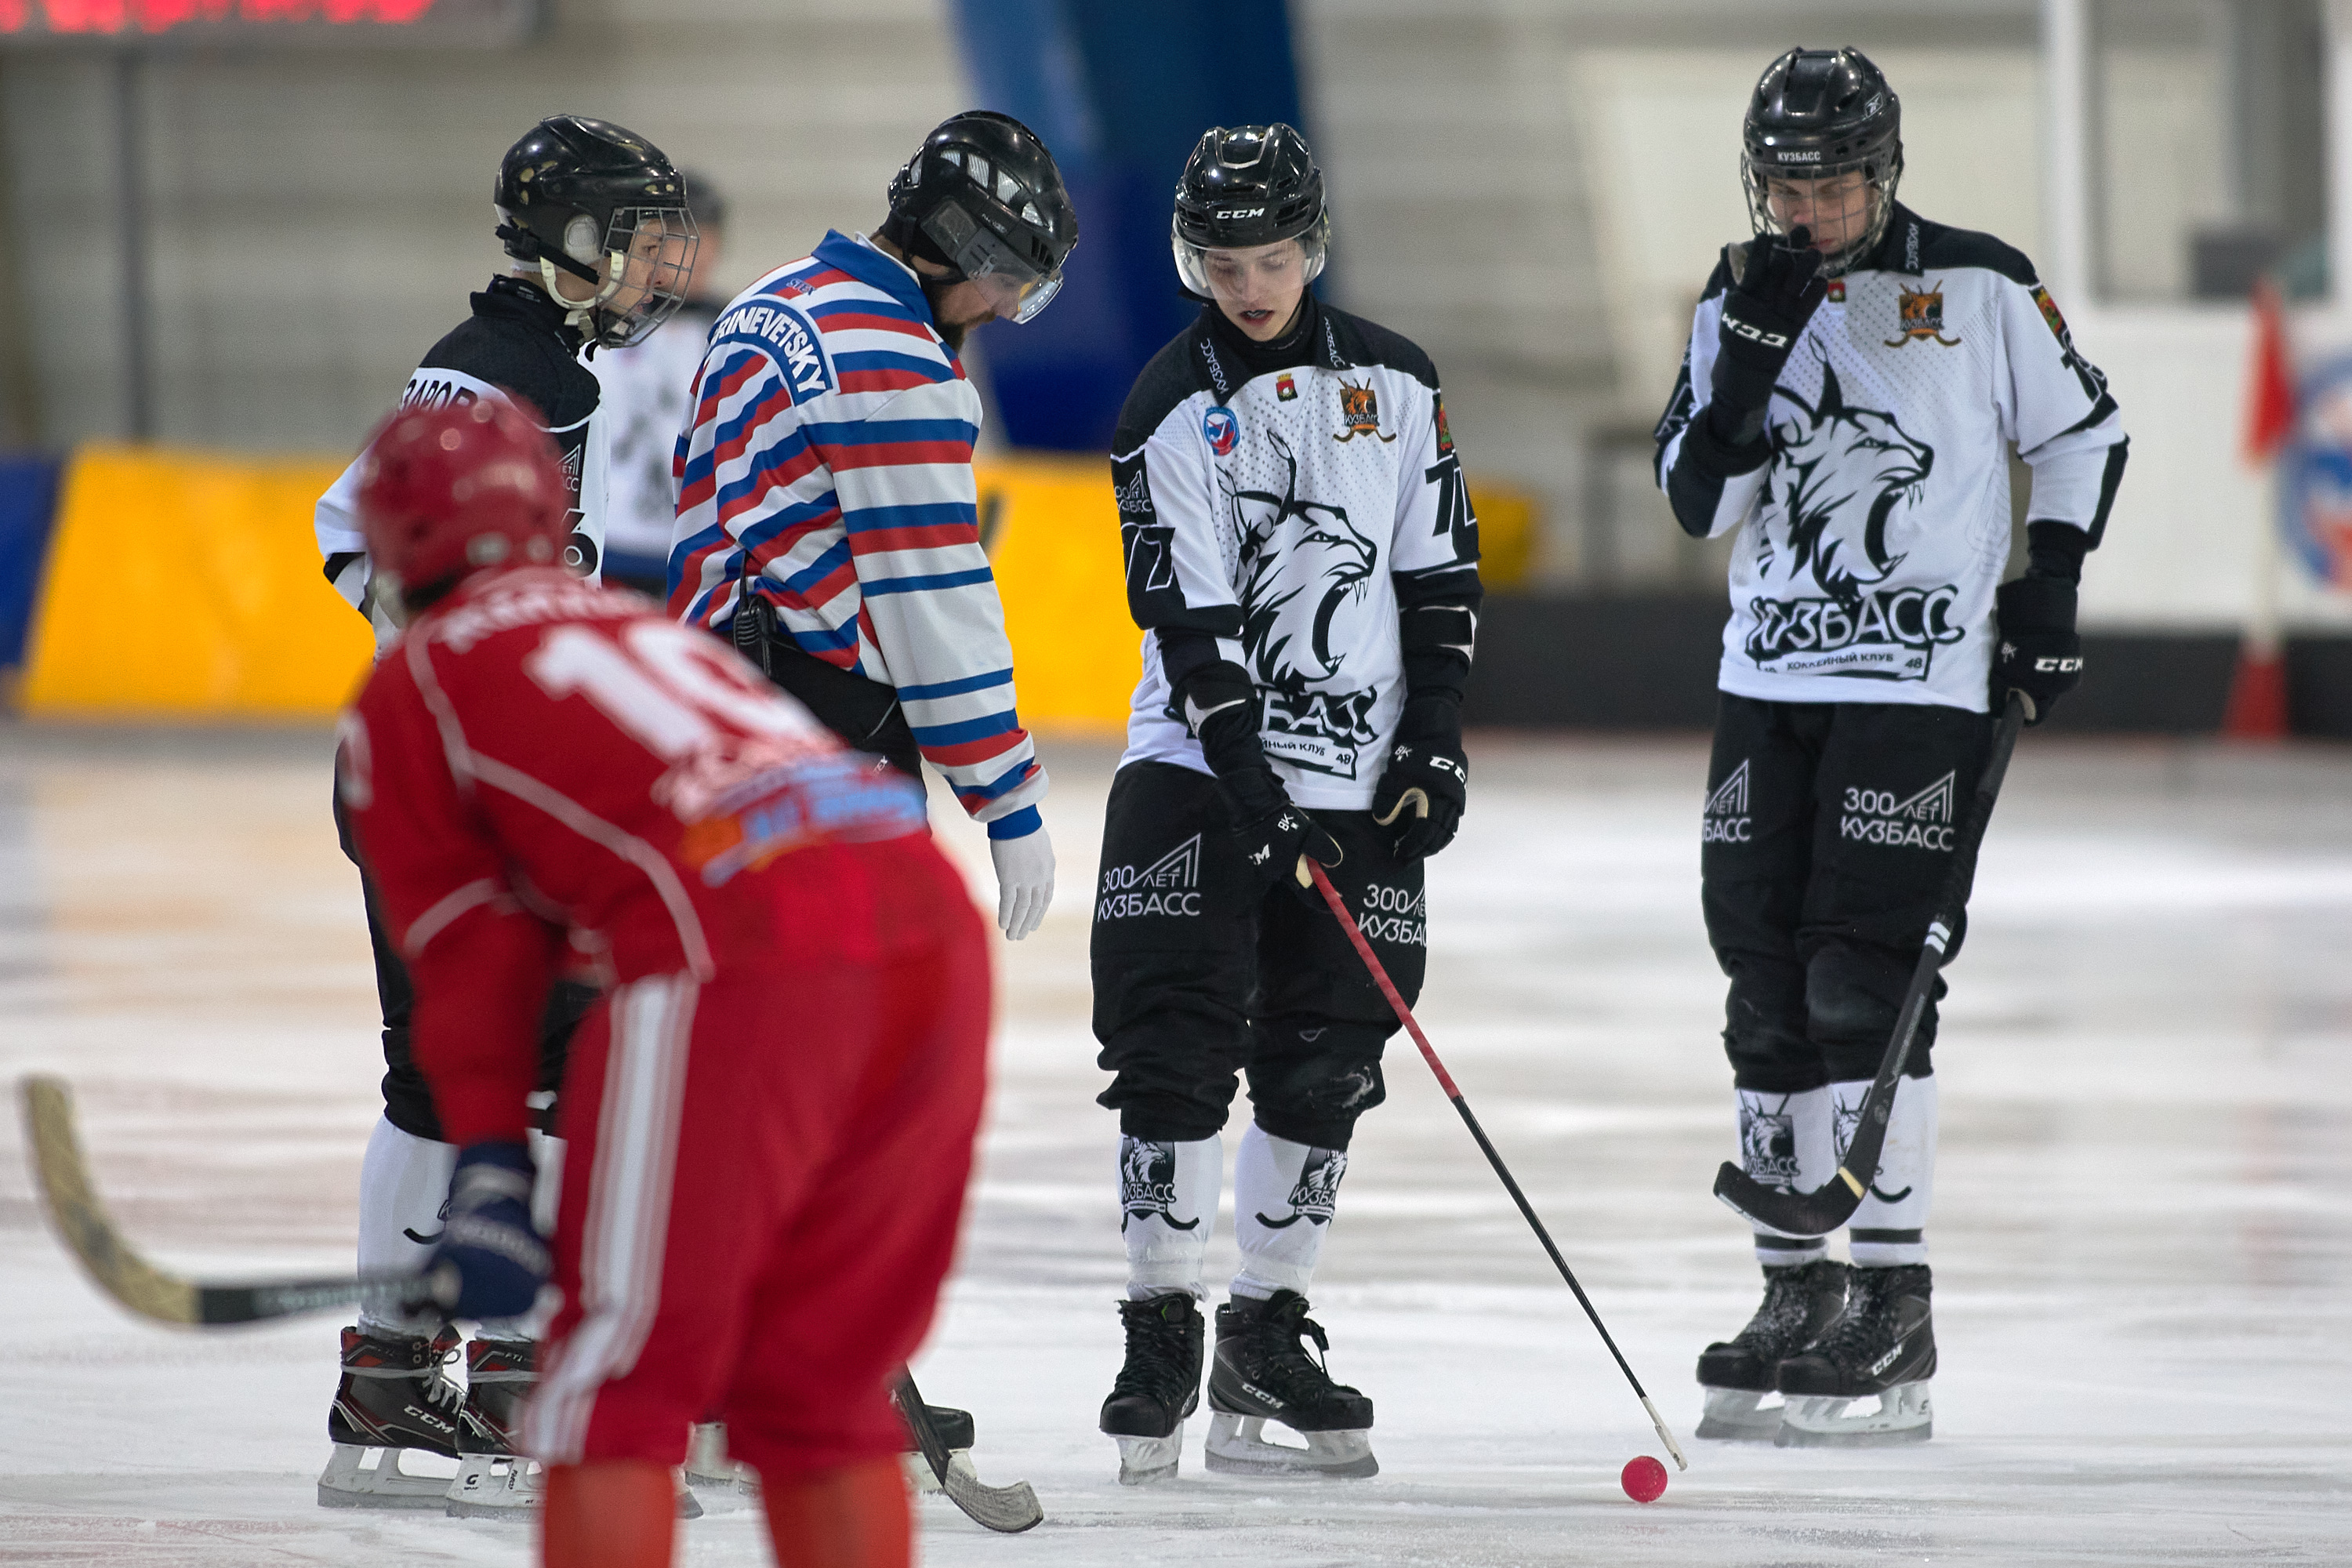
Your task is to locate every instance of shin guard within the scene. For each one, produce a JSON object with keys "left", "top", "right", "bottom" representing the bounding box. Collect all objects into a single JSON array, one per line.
[
  {"left": 1737, "top": 1087, "right": 1832, "bottom": 1267},
  {"left": 541, "top": 1460, "right": 674, "bottom": 1568},
  {"left": 1120, "top": 1133, "right": 1221, "bottom": 1301},
  {"left": 760, "top": 1457, "right": 910, "bottom": 1568},
  {"left": 1838, "top": 1075, "right": 1936, "bottom": 1266}
]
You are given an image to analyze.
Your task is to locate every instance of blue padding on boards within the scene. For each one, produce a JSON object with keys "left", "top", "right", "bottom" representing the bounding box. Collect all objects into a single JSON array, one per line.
[
  {"left": 0, "top": 452, "right": 64, "bottom": 667},
  {"left": 950, "top": 0, "right": 1309, "bottom": 452}
]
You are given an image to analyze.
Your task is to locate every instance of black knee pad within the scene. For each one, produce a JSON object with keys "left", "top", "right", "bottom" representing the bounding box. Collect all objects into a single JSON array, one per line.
[
  {"left": 1247, "top": 1022, "right": 1388, "bottom": 1151},
  {"left": 1806, "top": 943, "right": 1937, "bottom": 1081},
  {"left": 1719, "top": 956, "right": 1824, "bottom": 1093}
]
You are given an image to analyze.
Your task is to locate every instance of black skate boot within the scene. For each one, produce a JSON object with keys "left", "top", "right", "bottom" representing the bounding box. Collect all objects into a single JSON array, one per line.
[
  {"left": 1694, "top": 1258, "right": 1849, "bottom": 1440},
  {"left": 318, "top": 1324, "right": 463, "bottom": 1508},
  {"left": 1099, "top": 1293, "right": 1204, "bottom": 1485},
  {"left": 1204, "top": 1290, "right": 1376, "bottom": 1479},
  {"left": 1776, "top": 1262, "right": 1936, "bottom": 1446}
]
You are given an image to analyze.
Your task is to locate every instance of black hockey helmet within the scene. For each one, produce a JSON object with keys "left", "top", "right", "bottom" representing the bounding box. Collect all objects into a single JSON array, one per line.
[
  {"left": 1740, "top": 49, "right": 1903, "bottom": 276},
  {"left": 494, "top": 114, "right": 698, "bottom": 348},
  {"left": 882, "top": 111, "right": 1078, "bottom": 325},
  {"left": 1171, "top": 123, "right": 1329, "bottom": 296}
]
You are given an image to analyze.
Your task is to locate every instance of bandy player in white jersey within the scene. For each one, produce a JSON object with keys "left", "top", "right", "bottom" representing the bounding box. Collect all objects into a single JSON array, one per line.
[
  {"left": 1652, "top": 48, "right": 2126, "bottom": 1446},
  {"left": 309, "top": 114, "right": 697, "bottom": 1513},
  {"left": 1090, "top": 125, "right": 1481, "bottom": 1484}
]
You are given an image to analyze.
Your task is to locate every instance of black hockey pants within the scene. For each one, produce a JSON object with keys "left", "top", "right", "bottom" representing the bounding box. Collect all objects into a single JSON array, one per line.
[
  {"left": 1091, "top": 760, "right": 1427, "bottom": 1151},
  {"left": 1700, "top": 694, "right": 1994, "bottom": 1092},
  {"left": 333, "top": 775, "right": 589, "bottom": 1143}
]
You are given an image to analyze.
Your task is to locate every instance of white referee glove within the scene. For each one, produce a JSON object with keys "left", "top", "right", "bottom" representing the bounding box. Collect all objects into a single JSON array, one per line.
[{"left": 987, "top": 809, "right": 1055, "bottom": 942}]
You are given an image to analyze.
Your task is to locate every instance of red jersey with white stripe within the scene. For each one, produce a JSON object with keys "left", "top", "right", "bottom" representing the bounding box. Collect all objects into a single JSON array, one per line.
[
  {"left": 666, "top": 229, "right": 1046, "bottom": 825},
  {"left": 338, "top": 568, "right": 929, "bottom": 1146}
]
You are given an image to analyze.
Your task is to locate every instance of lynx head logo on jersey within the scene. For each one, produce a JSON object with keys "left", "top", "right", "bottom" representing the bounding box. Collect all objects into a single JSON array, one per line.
[
  {"left": 1765, "top": 364, "right": 1934, "bottom": 602},
  {"left": 1886, "top": 281, "right": 1962, "bottom": 348},
  {"left": 1334, "top": 379, "right": 1396, "bottom": 444},
  {"left": 1225, "top": 431, "right": 1381, "bottom": 777}
]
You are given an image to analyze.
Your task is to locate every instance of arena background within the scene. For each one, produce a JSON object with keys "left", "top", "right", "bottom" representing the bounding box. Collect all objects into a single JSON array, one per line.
[{"left": 2, "top": 0, "right": 2350, "bottom": 731}]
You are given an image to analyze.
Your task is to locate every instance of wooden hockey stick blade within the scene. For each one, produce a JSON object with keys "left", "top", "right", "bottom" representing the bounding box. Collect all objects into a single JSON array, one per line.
[
  {"left": 892, "top": 1370, "right": 1043, "bottom": 1534},
  {"left": 20, "top": 1075, "right": 430, "bottom": 1327}
]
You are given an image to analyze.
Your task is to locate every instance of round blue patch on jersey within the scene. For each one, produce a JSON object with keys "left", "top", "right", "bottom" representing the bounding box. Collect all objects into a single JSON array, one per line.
[{"left": 1203, "top": 405, "right": 1238, "bottom": 457}]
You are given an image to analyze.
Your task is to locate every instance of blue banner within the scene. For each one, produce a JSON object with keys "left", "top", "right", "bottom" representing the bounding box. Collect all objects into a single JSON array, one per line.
[
  {"left": 0, "top": 452, "right": 63, "bottom": 669},
  {"left": 949, "top": 0, "right": 1309, "bottom": 452}
]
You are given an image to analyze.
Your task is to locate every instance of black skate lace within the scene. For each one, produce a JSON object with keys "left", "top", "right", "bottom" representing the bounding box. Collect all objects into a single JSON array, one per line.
[
  {"left": 1256, "top": 1298, "right": 1344, "bottom": 1396},
  {"left": 1806, "top": 1270, "right": 1915, "bottom": 1373},
  {"left": 1112, "top": 1299, "right": 1197, "bottom": 1405}
]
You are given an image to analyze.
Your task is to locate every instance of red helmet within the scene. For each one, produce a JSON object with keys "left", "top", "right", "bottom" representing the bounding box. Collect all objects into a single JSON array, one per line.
[{"left": 356, "top": 397, "right": 569, "bottom": 604}]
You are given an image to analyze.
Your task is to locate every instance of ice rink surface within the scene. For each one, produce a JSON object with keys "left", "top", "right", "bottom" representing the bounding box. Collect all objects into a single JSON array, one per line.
[{"left": 2, "top": 723, "right": 2348, "bottom": 1566}]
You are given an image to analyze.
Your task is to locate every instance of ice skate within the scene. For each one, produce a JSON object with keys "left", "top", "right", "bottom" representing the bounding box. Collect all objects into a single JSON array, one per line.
[
  {"left": 1695, "top": 1258, "right": 1848, "bottom": 1440},
  {"left": 1776, "top": 1263, "right": 1935, "bottom": 1446},
  {"left": 317, "top": 1325, "right": 464, "bottom": 1509},
  {"left": 1203, "top": 1291, "right": 1376, "bottom": 1479},
  {"left": 687, "top": 1421, "right": 760, "bottom": 1498},
  {"left": 1099, "top": 1293, "right": 1204, "bottom": 1485},
  {"left": 901, "top": 1403, "right": 978, "bottom": 1497}
]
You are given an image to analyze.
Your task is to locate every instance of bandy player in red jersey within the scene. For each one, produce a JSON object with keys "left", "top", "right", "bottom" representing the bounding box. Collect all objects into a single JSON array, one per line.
[{"left": 338, "top": 395, "right": 988, "bottom": 1568}]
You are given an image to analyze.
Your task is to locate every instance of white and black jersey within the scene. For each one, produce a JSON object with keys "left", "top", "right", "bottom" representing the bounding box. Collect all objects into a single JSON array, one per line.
[
  {"left": 315, "top": 276, "right": 608, "bottom": 648},
  {"left": 1113, "top": 296, "right": 1482, "bottom": 811},
  {"left": 593, "top": 296, "right": 719, "bottom": 583},
  {"left": 1654, "top": 205, "right": 2127, "bottom": 711}
]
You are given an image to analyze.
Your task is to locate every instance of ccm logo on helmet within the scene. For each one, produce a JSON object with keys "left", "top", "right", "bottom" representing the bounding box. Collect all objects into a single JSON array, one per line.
[
  {"left": 1214, "top": 207, "right": 1267, "bottom": 220},
  {"left": 2033, "top": 655, "right": 2085, "bottom": 673}
]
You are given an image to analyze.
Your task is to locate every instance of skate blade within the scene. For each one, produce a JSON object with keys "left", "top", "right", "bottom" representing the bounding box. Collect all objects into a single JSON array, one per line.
[
  {"left": 444, "top": 1453, "right": 543, "bottom": 1519},
  {"left": 1203, "top": 1413, "right": 1377, "bottom": 1479},
  {"left": 902, "top": 1448, "right": 978, "bottom": 1497},
  {"left": 316, "top": 1443, "right": 458, "bottom": 1509},
  {"left": 445, "top": 1456, "right": 705, "bottom": 1519},
  {"left": 1694, "top": 1387, "right": 1785, "bottom": 1442},
  {"left": 1111, "top": 1425, "right": 1184, "bottom": 1486},
  {"left": 684, "top": 1424, "right": 761, "bottom": 1498},
  {"left": 1776, "top": 1382, "right": 1933, "bottom": 1447}
]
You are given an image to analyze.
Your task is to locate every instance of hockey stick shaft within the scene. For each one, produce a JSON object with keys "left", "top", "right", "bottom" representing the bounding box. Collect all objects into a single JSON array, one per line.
[
  {"left": 892, "top": 1368, "right": 1044, "bottom": 1533},
  {"left": 1305, "top": 862, "right": 1688, "bottom": 1472},
  {"left": 1711, "top": 689, "right": 2031, "bottom": 1236},
  {"left": 20, "top": 1074, "right": 432, "bottom": 1326}
]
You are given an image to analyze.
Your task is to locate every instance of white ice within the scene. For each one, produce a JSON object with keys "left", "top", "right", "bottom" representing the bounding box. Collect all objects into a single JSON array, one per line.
[{"left": 2, "top": 727, "right": 2347, "bottom": 1565}]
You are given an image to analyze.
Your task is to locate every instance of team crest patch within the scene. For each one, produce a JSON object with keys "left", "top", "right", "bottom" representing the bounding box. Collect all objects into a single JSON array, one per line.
[
  {"left": 1276, "top": 372, "right": 1298, "bottom": 401},
  {"left": 1885, "top": 281, "right": 1962, "bottom": 348},
  {"left": 2030, "top": 284, "right": 2070, "bottom": 343},
  {"left": 1435, "top": 394, "right": 1454, "bottom": 455},
  {"left": 1826, "top": 279, "right": 1846, "bottom": 303},
  {"left": 1203, "top": 405, "right": 1239, "bottom": 456},
  {"left": 1334, "top": 379, "right": 1396, "bottom": 444}
]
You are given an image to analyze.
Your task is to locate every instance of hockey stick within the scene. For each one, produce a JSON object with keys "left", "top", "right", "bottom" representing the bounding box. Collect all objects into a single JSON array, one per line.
[
  {"left": 892, "top": 1369, "right": 1043, "bottom": 1533},
  {"left": 1711, "top": 689, "right": 2032, "bottom": 1237},
  {"left": 1305, "top": 862, "right": 1689, "bottom": 1472},
  {"left": 19, "top": 1074, "right": 437, "bottom": 1326}
]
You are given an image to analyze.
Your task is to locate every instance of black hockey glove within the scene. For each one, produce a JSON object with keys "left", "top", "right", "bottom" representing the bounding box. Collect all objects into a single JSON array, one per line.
[
  {"left": 1991, "top": 575, "right": 2082, "bottom": 726},
  {"left": 1709, "top": 228, "right": 1828, "bottom": 442},
  {"left": 1370, "top": 695, "right": 1468, "bottom": 862},
  {"left": 1221, "top": 763, "right": 1345, "bottom": 904},
  {"left": 1185, "top": 662, "right": 1342, "bottom": 905},
  {"left": 424, "top": 1141, "right": 549, "bottom": 1322}
]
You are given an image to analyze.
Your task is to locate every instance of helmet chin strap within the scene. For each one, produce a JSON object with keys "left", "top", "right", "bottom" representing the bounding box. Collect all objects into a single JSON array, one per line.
[{"left": 497, "top": 220, "right": 625, "bottom": 341}]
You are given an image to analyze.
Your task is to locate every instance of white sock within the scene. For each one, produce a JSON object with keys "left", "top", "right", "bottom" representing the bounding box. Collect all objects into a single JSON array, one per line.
[
  {"left": 1738, "top": 1086, "right": 1833, "bottom": 1267},
  {"left": 1120, "top": 1133, "right": 1221, "bottom": 1301},
  {"left": 356, "top": 1116, "right": 455, "bottom": 1337},
  {"left": 1835, "top": 1075, "right": 1937, "bottom": 1267},
  {"left": 1231, "top": 1123, "right": 1347, "bottom": 1301}
]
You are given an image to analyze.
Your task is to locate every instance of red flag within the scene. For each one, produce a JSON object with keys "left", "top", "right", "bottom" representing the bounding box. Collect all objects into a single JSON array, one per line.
[{"left": 2242, "top": 278, "right": 2296, "bottom": 464}]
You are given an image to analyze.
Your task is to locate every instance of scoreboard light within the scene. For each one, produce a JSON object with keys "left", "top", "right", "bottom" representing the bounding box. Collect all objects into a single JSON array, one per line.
[{"left": 0, "top": 0, "right": 535, "bottom": 45}]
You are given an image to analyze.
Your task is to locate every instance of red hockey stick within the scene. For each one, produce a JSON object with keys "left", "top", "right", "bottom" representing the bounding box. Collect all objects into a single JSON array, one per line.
[{"left": 1306, "top": 860, "right": 1688, "bottom": 1471}]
